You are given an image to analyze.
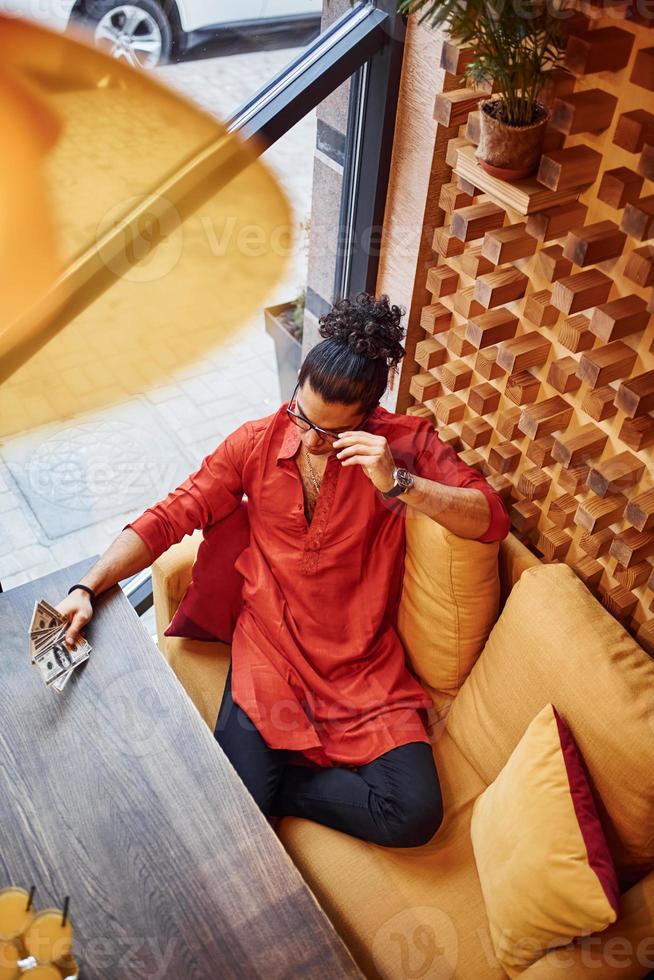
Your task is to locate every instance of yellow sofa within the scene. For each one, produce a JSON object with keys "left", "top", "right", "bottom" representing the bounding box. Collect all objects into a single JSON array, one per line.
[{"left": 151, "top": 528, "right": 654, "bottom": 979}]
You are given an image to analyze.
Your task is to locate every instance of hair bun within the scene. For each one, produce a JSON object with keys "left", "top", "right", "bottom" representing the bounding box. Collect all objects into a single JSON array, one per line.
[{"left": 317, "top": 291, "right": 406, "bottom": 366}]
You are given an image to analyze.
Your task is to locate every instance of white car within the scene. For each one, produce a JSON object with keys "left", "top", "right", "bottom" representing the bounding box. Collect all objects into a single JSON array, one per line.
[{"left": 0, "top": 0, "right": 321, "bottom": 67}]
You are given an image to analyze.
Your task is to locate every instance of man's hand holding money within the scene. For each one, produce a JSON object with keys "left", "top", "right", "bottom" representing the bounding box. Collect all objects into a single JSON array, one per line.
[
  {"left": 29, "top": 598, "right": 92, "bottom": 693},
  {"left": 55, "top": 590, "right": 94, "bottom": 650}
]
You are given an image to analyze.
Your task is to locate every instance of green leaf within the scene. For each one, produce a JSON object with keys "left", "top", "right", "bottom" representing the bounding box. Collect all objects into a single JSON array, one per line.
[{"left": 401, "top": 0, "right": 569, "bottom": 123}]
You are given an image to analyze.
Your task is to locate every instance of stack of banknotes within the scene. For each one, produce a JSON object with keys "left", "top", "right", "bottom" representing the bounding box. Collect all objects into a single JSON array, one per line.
[{"left": 29, "top": 598, "right": 91, "bottom": 693}]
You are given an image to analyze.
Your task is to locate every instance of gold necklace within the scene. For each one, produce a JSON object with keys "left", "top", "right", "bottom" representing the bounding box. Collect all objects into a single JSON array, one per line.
[{"left": 303, "top": 446, "right": 321, "bottom": 494}]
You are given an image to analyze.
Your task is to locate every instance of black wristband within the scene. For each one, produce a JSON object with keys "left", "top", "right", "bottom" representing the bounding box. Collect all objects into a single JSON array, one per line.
[{"left": 68, "top": 583, "right": 96, "bottom": 606}]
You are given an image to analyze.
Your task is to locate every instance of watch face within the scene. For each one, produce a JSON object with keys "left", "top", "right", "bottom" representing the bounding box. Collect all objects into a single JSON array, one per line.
[{"left": 395, "top": 467, "right": 413, "bottom": 489}]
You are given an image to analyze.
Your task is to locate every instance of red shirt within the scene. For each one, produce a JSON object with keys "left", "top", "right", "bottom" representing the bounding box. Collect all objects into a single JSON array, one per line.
[{"left": 124, "top": 402, "right": 510, "bottom": 768}]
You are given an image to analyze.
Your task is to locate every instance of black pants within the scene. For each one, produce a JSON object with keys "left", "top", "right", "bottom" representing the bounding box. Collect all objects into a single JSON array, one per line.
[{"left": 213, "top": 662, "right": 444, "bottom": 847}]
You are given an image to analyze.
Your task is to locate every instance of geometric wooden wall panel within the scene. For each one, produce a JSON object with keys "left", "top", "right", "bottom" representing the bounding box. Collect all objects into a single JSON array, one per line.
[{"left": 406, "top": 18, "right": 654, "bottom": 652}]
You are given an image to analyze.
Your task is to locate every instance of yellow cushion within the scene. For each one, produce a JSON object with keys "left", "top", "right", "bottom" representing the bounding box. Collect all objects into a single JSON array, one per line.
[
  {"left": 519, "top": 868, "right": 654, "bottom": 978},
  {"left": 446, "top": 562, "right": 654, "bottom": 883},
  {"left": 151, "top": 530, "right": 202, "bottom": 650},
  {"left": 162, "top": 635, "right": 231, "bottom": 730},
  {"left": 397, "top": 510, "right": 500, "bottom": 718},
  {"left": 277, "top": 727, "right": 507, "bottom": 979},
  {"left": 471, "top": 702, "right": 619, "bottom": 977}
]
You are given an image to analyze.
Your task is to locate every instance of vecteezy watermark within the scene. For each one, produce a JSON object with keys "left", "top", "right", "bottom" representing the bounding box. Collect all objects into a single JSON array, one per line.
[
  {"left": 17, "top": 418, "right": 185, "bottom": 512},
  {"left": 217, "top": 691, "right": 429, "bottom": 740},
  {"left": 92, "top": 194, "right": 296, "bottom": 284},
  {"left": 476, "top": 0, "right": 654, "bottom": 19},
  {"left": 1, "top": 858, "right": 181, "bottom": 977},
  {"left": 371, "top": 906, "right": 458, "bottom": 979},
  {"left": 400, "top": 0, "right": 654, "bottom": 22},
  {"left": 537, "top": 933, "right": 654, "bottom": 970},
  {"left": 93, "top": 666, "right": 186, "bottom": 759},
  {"left": 473, "top": 920, "right": 654, "bottom": 972},
  {"left": 72, "top": 933, "right": 178, "bottom": 978},
  {"left": 91, "top": 195, "right": 419, "bottom": 286},
  {"left": 90, "top": 190, "right": 498, "bottom": 283},
  {"left": 95, "top": 196, "right": 185, "bottom": 284}
]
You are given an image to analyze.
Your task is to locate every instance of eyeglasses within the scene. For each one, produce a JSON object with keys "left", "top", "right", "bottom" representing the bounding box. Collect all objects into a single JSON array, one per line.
[{"left": 286, "top": 381, "right": 373, "bottom": 443}]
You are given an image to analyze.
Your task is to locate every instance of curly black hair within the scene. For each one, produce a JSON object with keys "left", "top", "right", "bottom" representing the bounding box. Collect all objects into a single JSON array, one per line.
[
  {"left": 317, "top": 292, "right": 406, "bottom": 363},
  {"left": 297, "top": 291, "right": 406, "bottom": 415}
]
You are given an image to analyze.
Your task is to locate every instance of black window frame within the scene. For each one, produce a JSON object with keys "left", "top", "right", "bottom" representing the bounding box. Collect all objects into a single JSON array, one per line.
[{"left": 120, "top": 0, "right": 408, "bottom": 616}]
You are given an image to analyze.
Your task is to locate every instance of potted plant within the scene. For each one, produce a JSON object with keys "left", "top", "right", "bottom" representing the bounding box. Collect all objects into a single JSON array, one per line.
[
  {"left": 397, "top": 0, "right": 568, "bottom": 179},
  {"left": 264, "top": 289, "right": 305, "bottom": 402},
  {"left": 263, "top": 216, "right": 310, "bottom": 401}
]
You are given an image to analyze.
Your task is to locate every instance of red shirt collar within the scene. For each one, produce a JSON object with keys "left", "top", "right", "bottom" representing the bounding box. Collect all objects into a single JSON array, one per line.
[{"left": 277, "top": 414, "right": 303, "bottom": 461}]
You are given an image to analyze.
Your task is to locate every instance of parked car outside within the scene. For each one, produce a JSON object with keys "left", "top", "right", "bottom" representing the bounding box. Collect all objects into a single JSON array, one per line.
[{"left": 0, "top": 0, "right": 321, "bottom": 67}]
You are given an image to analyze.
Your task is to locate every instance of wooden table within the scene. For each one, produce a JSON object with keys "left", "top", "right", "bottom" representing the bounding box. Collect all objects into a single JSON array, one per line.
[{"left": 0, "top": 560, "right": 363, "bottom": 980}]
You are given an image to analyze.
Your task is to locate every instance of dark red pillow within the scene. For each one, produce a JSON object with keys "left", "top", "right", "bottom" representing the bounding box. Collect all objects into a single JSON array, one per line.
[{"left": 164, "top": 499, "right": 250, "bottom": 643}]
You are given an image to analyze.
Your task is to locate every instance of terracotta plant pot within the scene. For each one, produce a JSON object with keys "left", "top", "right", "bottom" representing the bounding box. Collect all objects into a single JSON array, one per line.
[{"left": 476, "top": 98, "right": 550, "bottom": 180}]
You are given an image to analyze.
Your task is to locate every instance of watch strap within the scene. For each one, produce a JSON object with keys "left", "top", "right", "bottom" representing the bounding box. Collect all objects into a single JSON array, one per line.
[{"left": 382, "top": 467, "right": 414, "bottom": 498}]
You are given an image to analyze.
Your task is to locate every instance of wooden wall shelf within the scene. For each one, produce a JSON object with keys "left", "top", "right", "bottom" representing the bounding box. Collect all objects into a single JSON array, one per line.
[
  {"left": 588, "top": 452, "right": 646, "bottom": 497},
  {"left": 465, "top": 308, "right": 519, "bottom": 349},
  {"left": 527, "top": 435, "right": 555, "bottom": 467},
  {"left": 474, "top": 268, "right": 529, "bottom": 309},
  {"left": 426, "top": 264, "right": 459, "bottom": 297},
  {"left": 550, "top": 89, "right": 617, "bottom": 135},
  {"left": 451, "top": 202, "right": 505, "bottom": 242},
  {"left": 453, "top": 145, "right": 581, "bottom": 215},
  {"left": 626, "top": 488, "right": 654, "bottom": 532},
  {"left": 526, "top": 202, "right": 588, "bottom": 242},
  {"left": 552, "top": 269, "right": 612, "bottom": 314},
  {"left": 589, "top": 296, "right": 650, "bottom": 342},
  {"left": 564, "top": 26, "right": 635, "bottom": 76},
  {"left": 597, "top": 167, "right": 644, "bottom": 209},
  {"left": 433, "top": 89, "right": 484, "bottom": 127},
  {"left": 537, "top": 146, "right": 602, "bottom": 192},
  {"left": 539, "top": 244, "right": 573, "bottom": 281},
  {"left": 519, "top": 396, "right": 574, "bottom": 439},
  {"left": 631, "top": 46, "right": 654, "bottom": 91},
  {"left": 577, "top": 341, "right": 638, "bottom": 388},
  {"left": 615, "top": 369, "right": 654, "bottom": 417},
  {"left": 525, "top": 289, "right": 559, "bottom": 327},
  {"left": 551, "top": 423, "right": 608, "bottom": 468},
  {"left": 563, "top": 220, "right": 626, "bottom": 267},
  {"left": 506, "top": 370, "right": 541, "bottom": 405},
  {"left": 582, "top": 385, "right": 618, "bottom": 421},
  {"left": 621, "top": 195, "right": 654, "bottom": 242},
  {"left": 497, "top": 331, "right": 551, "bottom": 373},
  {"left": 481, "top": 223, "right": 537, "bottom": 264},
  {"left": 624, "top": 245, "right": 654, "bottom": 288},
  {"left": 613, "top": 110, "right": 654, "bottom": 154}
]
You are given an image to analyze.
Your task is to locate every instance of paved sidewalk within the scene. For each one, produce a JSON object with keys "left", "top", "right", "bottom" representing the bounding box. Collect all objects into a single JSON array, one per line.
[{"left": 0, "top": 43, "right": 315, "bottom": 594}]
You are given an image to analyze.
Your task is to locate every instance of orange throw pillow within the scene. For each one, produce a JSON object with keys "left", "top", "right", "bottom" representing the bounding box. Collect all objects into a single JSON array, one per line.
[
  {"left": 397, "top": 511, "right": 500, "bottom": 720},
  {"left": 470, "top": 702, "right": 619, "bottom": 976}
]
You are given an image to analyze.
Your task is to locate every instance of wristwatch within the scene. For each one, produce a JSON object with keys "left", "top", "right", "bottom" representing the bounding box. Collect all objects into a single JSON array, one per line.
[{"left": 382, "top": 466, "right": 415, "bottom": 498}]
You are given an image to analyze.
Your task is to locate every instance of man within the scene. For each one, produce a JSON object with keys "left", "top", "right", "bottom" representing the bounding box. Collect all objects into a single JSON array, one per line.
[{"left": 57, "top": 291, "right": 510, "bottom": 847}]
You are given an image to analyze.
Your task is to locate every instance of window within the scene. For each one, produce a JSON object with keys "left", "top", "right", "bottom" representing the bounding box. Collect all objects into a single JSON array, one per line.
[{"left": 0, "top": 0, "right": 406, "bottom": 623}]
